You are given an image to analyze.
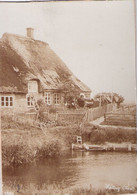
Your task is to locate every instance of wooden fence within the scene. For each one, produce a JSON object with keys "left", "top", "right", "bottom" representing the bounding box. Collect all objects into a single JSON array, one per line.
[
  {"left": 3, "top": 104, "right": 115, "bottom": 125},
  {"left": 87, "top": 104, "right": 114, "bottom": 122},
  {"left": 56, "top": 104, "right": 114, "bottom": 123},
  {"left": 104, "top": 112, "right": 136, "bottom": 127},
  {"left": 116, "top": 104, "right": 136, "bottom": 114},
  {"left": 56, "top": 111, "right": 85, "bottom": 124},
  {"left": 13, "top": 112, "right": 37, "bottom": 125}
]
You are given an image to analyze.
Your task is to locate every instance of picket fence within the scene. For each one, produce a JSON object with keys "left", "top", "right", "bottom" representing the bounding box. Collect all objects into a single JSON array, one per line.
[
  {"left": 104, "top": 112, "right": 136, "bottom": 127},
  {"left": 86, "top": 104, "right": 114, "bottom": 122},
  {"left": 56, "top": 104, "right": 114, "bottom": 123},
  {"left": 8, "top": 104, "right": 115, "bottom": 125}
]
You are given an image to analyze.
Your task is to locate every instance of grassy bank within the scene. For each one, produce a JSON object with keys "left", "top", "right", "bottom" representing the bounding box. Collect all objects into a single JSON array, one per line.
[
  {"left": 82, "top": 123, "right": 136, "bottom": 144},
  {"left": 3, "top": 182, "right": 137, "bottom": 195},
  {"left": 2, "top": 116, "right": 79, "bottom": 167},
  {"left": 2, "top": 116, "right": 136, "bottom": 167}
]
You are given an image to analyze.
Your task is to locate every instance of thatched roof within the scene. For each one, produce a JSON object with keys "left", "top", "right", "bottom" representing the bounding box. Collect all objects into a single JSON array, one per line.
[{"left": 0, "top": 32, "right": 91, "bottom": 94}]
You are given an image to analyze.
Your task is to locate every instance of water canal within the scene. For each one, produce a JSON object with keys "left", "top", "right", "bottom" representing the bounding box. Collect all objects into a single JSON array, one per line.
[{"left": 3, "top": 151, "right": 137, "bottom": 191}]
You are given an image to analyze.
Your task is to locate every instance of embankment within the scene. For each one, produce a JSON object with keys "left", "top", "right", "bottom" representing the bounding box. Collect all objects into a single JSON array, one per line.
[
  {"left": 82, "top": 122, "right": 136, "bottom": 144},
  {"left": 2, "top": 116, "right": 79, "bottom": 167},
  {"left": 2, "top": 116, "right": 136, "bottom": 167}
]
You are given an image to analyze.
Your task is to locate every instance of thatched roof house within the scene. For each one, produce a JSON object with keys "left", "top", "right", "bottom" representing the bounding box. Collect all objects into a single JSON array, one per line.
[{"left": 0, "top": 28, "right": 91, "bottom": 113}]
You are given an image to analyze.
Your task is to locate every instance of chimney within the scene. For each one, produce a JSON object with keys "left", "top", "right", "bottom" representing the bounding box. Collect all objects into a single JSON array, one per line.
[{"left": 26, "top": 28, "right": 34, "bottom": 39}]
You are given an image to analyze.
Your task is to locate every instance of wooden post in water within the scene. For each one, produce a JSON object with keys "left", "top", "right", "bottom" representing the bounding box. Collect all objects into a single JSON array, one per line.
[
  {"left": 128, "top": 144, "right": 131, "bottom": 151},
  {"left": 104, "top": 145, "right": 108, "bottom": 151},
  {"left": 72, "top": 143, "right": 74, "bottom": 150}
]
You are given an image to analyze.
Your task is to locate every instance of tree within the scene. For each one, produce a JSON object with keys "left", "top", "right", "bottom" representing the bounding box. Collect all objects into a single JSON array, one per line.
[
  {"left": 77, "top": 95, "right": 85, "bottom": 107},
  {"left": 93, "top": 92, "right": 124, "bottom": 107},
  {"left": 59, "top": 80, "right": 81, "bottom": 109},
  {"left": 37, "top": 99, "right": 49, "bottom": 121}
]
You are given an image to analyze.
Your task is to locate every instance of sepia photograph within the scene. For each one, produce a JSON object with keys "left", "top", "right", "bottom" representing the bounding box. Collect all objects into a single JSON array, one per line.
[{"left": 0, "top": 0, "right": 136, "bottom": 194}]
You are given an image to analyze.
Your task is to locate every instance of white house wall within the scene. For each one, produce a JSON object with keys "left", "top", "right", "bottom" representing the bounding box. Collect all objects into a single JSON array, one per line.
[{"left": 0, "top": 91, "right": 65, "bottom": 115}]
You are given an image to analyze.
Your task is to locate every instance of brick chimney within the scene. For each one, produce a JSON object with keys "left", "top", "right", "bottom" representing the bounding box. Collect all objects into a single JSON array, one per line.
[{"left": 26, "top": 28, "right": 34, "bottom": 39}]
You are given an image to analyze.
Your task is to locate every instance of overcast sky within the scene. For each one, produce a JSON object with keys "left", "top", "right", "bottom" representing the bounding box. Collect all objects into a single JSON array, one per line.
[{"left": 0, "top": 1, "right": 136, "bottom": 103}]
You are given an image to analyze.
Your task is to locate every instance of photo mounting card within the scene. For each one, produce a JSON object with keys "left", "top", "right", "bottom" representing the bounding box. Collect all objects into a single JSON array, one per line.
[{"left": 0, "top": 0, "right": 136, "bottom": 195}]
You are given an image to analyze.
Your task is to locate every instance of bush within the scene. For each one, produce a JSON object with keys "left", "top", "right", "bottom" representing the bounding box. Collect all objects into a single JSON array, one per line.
[
  {"left": 2, "top": 131, "right": 65, "bottom": 166},
  {"left": 49, "top": 106, "right": 58, "bottom": 113},
  {"left": 2, "top": 118, "right": 80, "bottom": 167},
  {"left": 36, "top": 140, "right": 62, "bottom": 159},
  {"left": 77, "top": 97, "right": 85, "bottom": 107},
  {"left": 2, "top": 138, "right": 36, "bottom": 166}
]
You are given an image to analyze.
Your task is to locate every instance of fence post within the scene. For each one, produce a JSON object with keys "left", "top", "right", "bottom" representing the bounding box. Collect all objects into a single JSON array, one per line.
[
  {"left": 56, "top": 112, "right": 58, "bottom": 121},
  {"left": 90, "top": 109, "right": 93, "bottom": 121},
  {"left": 104, "top": 113, "right": 106, "bottom": 121},
  {"left": 87, "top": 109, "right": 90, "bottom": 122}
]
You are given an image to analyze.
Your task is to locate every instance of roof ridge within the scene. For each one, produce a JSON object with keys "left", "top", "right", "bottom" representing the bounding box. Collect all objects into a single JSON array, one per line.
[
  {"left": 1, "top": 32, "right": 30, "bottom": 40},
  {"left": 1, "top": 32, "right": 48, "bottom": 46}
]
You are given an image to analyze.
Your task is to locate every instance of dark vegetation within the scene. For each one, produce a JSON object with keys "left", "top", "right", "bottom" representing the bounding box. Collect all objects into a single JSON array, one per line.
[
  {"left": 82, "top": 124, "right": 136, "bottom": 144},
  {"left": 84, "top": 93, "right": 124, "bottom": 108},
  {"left": 59, "top": 91, "right": 125, "bottom": 109},
  {"left": 101, "top": 120, "right": 136, "bottom": 127}
]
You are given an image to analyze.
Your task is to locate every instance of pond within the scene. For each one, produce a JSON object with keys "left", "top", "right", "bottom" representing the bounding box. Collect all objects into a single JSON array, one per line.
[{"left": 2, "top": 151, "right": 137, "bottom": 191}]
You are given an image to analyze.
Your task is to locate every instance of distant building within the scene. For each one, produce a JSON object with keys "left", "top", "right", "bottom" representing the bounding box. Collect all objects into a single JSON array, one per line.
[{"left": 0, "top": 28, "right": 91, "bottom": 114}]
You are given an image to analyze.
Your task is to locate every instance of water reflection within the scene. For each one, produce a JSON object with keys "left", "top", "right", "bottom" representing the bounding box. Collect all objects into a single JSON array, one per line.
[{"left": 3, "top": 152, "right": 137, "bottom": 190}]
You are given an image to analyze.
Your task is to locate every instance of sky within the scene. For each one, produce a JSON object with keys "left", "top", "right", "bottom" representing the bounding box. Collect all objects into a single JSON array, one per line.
[{"left": 0, "top": 1, "right": 136, "bottom": 103}]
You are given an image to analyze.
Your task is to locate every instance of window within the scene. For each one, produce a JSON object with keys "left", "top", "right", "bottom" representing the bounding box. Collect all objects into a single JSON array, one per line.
[
  {"left": 28, "top": 81, "right": 38, "bottom": 93},
  {"left": 0, "top": 96, "right": 13, "bottom": 107},
  {"left": 54, "top": 93, "right": 61, "bottom": 105},
  {"left": 27, "top": 95, "right": 34, "bottom": 107},
  {"left": 45, "top": 93, "right": 51, "bottom": 105}
]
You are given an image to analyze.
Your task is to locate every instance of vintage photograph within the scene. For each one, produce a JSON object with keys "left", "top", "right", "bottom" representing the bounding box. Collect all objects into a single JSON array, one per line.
[{"left": 0, "top": 1, "right": 136, "bottom": 194}]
